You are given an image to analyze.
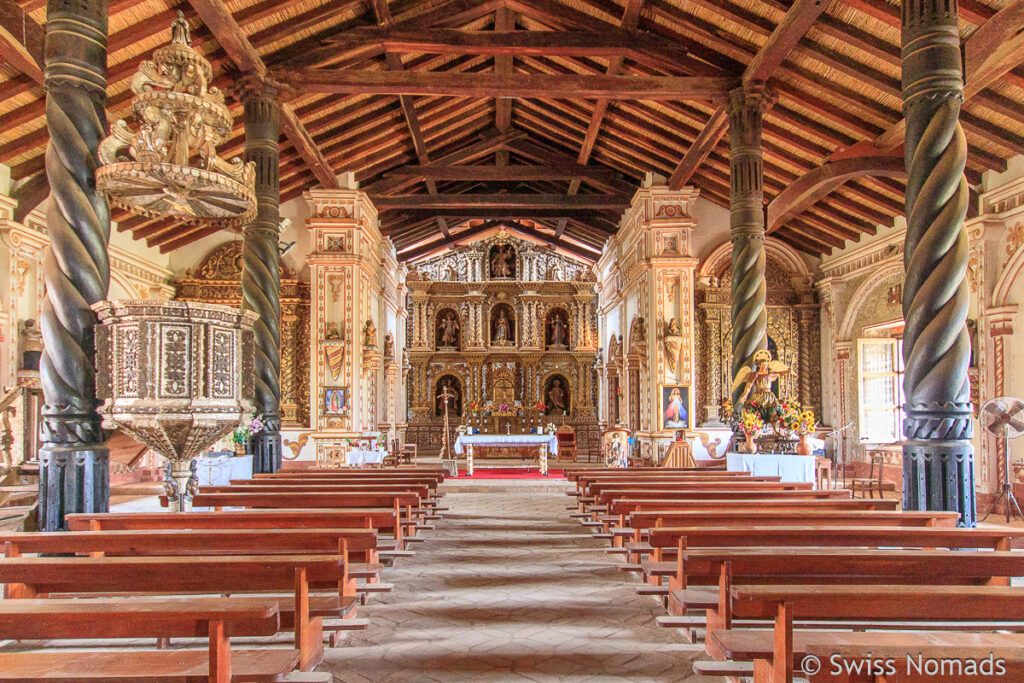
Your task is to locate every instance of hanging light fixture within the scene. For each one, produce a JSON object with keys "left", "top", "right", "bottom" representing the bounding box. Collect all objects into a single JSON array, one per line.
[{"left": 97, "top": 12, "right": 256, "bottom": 229}]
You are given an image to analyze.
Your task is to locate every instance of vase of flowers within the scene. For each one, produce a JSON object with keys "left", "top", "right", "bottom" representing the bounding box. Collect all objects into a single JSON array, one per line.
[
  {"left": 232, "top": 413, "right": 265, "bottom": 455},
  {"left": 739, "top": 412, "right": 764, "bottom": 454}
]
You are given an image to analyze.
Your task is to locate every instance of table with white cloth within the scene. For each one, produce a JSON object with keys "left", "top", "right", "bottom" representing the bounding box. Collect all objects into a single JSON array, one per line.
[
  {"left": 195, "top": 453, "right": 254, "bottom": 486},
  {"left": 453, "top": 434, "right": 558, "bottom": 475},
  {"left": 345, "top": 449, "right": 386, "bottom": 467},
  {"left": 726, "top": 452, "right": 816, "bottom": 484}
]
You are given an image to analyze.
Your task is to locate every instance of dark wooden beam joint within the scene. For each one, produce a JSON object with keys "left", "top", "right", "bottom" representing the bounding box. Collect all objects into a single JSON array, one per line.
[
  {"left": 728, "top": 82, "right": 773, "bottom": 407},
  {"left": 0, "top": 0, "right": 45, "bottom": 83},
  {"left": 899, "top": 0, "right": 975, "bottom": 525},
  {"left": 37, "top": 0, "right": 111, "bottom": 531}
]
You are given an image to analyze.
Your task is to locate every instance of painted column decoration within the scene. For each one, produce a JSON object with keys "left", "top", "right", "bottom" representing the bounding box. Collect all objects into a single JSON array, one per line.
[
  {"left": 900, "top": 0, "right": 975, "bottom": 525},
  {"left": 38, "top": 0, "right": 111, "bottom": 531},
  {"left": 237, "top": 77, "right": 283, "bottom": 474},
  {"left": 727, "top": 83, "right": 774, "bottom": 405}
]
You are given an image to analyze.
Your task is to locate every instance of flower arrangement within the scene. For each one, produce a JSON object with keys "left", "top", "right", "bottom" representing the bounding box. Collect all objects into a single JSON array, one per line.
[
  {"left": 782, "top": 400, "right": 818, "bottom": 435},
  {"left": 739, "top": 411, "right": 764, "bottom": 437},
  {"left": 233, "top": 413, "right": 265, "bottom": 444},
  {"left": 536, "top": 401, "right": 547, "bottom": 412}
]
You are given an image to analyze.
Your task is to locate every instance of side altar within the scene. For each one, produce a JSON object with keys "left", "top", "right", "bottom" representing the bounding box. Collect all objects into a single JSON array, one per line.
[{"left": 405, "top": 231, "right": 601, "bottom": 460}]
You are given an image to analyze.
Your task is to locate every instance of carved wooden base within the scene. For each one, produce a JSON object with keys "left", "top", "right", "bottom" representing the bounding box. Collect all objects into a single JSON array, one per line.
[
  {"left": 38, "top": 446, "right": 109, "bottom": 531},
  {"left": 251, "top": 431, "right": 282, "bottom": 474},
  {"left": 903, "top": 442, "right": 976, "bottom": 528}
]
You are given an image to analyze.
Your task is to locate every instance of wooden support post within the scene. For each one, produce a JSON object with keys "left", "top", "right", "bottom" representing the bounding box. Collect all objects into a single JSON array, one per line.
[
  {"left": 900, "top": 0, "right": 976, "bottom": 527},
  {"left": 235, "top": 76, "right": 283, "bottom": 475},
  {"left": 208, "top": 619, "right": 231, "bottom": 683},
  {"left": 37, "top": 0, "right": 111, "bottom": 531}
]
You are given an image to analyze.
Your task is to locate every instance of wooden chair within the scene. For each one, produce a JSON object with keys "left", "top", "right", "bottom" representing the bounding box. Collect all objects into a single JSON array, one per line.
[
  {"left": 849, "top": 451, "right": 895, "bottom": 499},
  {"left": 555, "top": 424, "right": 577, "bottom": 462},
  {"left": 400, "top": 443, "right": 417, "bottom": 465}
]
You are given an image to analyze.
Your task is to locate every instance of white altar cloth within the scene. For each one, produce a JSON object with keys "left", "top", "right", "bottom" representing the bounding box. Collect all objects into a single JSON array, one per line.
[
  {"left": 726, "top": 452, "right": 816, "bottom": 484},
  {"left": 346, "top": 449, "right": 386, "bottom": 466},
  {"left": 196, "top": 454, "right": 253, "bottom": 486},
  {"left": 453, "top": 434, "right": 558, "bottom": 456}
]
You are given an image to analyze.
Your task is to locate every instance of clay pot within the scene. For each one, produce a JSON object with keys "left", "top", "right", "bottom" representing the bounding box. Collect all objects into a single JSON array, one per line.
[
  {"left": 743, "top": 433, "right": 758, "bottom": 455},
  {"left": 796, "top": 432, "right": 812, "bottom": 456}
]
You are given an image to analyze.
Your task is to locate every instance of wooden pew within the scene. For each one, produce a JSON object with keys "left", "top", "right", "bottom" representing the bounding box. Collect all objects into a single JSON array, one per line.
[
  {"left": 590, "top": 489, "right": 856, "bottom": 520},
  {"left": 0, "top": 597, "right": 297, "bottom": 683},
  {"left": 0, "top": 528, "right": 375, "bottom": 583},
  {"left": 712, "top": 584, "right": 1024, "bottom": 682},
  {"left": 607, "top": 499, "right": 900, "bottom": 518},
  {"left": 562, "top": 467, "right": 725, "bottom": 482},
  {"left": 640, "top": 525, "right": 1024, "bottom": 576},
  {"left": 67, "top": 509, "right": 404, "bottom": 554},
  {"left": 0, "top": 554, "right": 349, "bottom": 670}
]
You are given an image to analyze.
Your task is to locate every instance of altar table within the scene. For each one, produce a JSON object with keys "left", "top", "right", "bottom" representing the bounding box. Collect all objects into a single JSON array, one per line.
[
  {"left": 726, "top": 452, "right": 816, "bottom": 484},
  {"left": 454, "top": 434, "right": 557, "bottom": 476},
  {"left": 345, "top": 449, "right": 386, "bottom": 466}
]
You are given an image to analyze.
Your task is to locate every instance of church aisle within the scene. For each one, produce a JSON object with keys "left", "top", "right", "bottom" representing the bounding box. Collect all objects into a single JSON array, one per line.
[{"left": 324, "top": 480, "right": 712, "bottom": 682}]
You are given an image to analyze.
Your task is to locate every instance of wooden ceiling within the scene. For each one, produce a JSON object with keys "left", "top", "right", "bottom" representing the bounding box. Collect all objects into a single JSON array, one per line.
[{"left": 2, "top": 0, "right": 1024, "bottom": 261}]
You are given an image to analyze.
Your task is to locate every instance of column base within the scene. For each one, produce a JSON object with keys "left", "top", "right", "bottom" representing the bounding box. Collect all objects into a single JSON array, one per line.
[
  {"left": 902, "top": 440, "right": 976, "bottom": 527},
  {"left": 251, "top": 430, "right": 282, "bottom": 474},
  {"left": 38, "top": 445, "right": 109, "bottom": 531}
]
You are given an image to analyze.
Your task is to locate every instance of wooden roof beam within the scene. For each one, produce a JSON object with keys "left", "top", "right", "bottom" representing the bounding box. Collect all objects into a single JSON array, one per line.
[
  {"left": 186, "top": 0, "right": 339, "bottom": 190},
  {"left": 494, "top": 5, "right": 514, "bottom": 165},
  {"left": 0, "top": 0, "right": 44, "bottom": 84},
  {"left": 275, "top": 69, "right": 735, "bottom": 100},
  {"left": 371, "top": 193, "right": 633, "bottom": 210},
  {"left": 382, "top": 164, "right": 624, "bottom": 183},
  {"left": 667, "top": 0, "right": 831, "bottom": 189}
]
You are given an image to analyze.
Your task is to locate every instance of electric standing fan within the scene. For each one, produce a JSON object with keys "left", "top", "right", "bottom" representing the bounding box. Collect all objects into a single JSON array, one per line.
[{"left": 980, "top": 396, "right": 1024, "bottom": 523}]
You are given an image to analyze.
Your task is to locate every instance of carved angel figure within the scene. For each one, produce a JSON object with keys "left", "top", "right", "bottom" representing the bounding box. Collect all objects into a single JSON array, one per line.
[{"left": 731, "top": 349, "right": 790, "bottom": 409}]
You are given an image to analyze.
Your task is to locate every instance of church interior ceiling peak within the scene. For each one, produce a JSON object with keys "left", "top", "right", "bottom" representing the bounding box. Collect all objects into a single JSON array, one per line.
[{"left": 3, "top": 0, "right": 1022, "bottom": 258}]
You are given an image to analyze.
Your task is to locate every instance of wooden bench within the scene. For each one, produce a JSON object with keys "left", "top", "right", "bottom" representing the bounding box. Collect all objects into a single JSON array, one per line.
[
  {"left": 637, "top": 525, "right": 1024, "bottom": 583},
  {"left": 590, "top": 489, "right": 857, "bottom": 520},
  {"left": 67, "top": 509, "right": 405, "bottom": 554},
  {"left": 0, "top": 554, "right": 350, "bottom": 670},
  {"left": 713, "top": 584, "right": 1024, "bottom": 682},
  {"left": 0, "top": 597, "right": 297, "bottom": 683},
  {"left": 607, "top": 498, "right": 900, "bottom": 518}
]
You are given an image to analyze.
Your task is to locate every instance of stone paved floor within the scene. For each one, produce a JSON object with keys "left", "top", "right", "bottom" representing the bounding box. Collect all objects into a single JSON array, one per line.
[{"left": 325, "top": 480, "right": 713, "bottom": 682}]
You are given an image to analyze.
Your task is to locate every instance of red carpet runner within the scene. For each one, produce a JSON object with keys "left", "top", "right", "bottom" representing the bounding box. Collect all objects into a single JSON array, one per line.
[{"left": 456, "top": 468, "right": 563, "bottom": 479}]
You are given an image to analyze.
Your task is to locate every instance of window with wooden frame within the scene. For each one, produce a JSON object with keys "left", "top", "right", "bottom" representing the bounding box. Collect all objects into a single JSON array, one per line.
[{"left": 858, "top": 337, "right": 905, "bottom": 443}]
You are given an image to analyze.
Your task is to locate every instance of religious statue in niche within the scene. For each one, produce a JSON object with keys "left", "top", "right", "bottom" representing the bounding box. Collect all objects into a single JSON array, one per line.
[
  {"left": 489, "top": 244, "right": 515, "bottom": 278},
  {"left": 437, "top": 311, "right": 460, "bottom": 349},
  {"left": 544, "top": 375, "right": 570, "bottom": 415},
  {"left": 547, "top": 310, "right": 569, "bottom": 349},
  {"left": 362, "top": 319, "right": 377, "bottom": 349},
  {"left": 435, "top": 376, "right": 462, "bottom": 417},
  {"left": 18, "top": 319, "right": 44, "bottom": 371},
  {"left": 731, "top": 349, "right": 790, "bottom": 412},
  {"left": 491, "top": 306, "right": 515, "bottom": 345},
  {"left": 662, "top": 317, "right": 684, "bottom": 382},
  {"left": 325, "top": 321, "right": 342, "bottom": 341},
  {"left": 383, "top": 332, "right": 394, "bottom": 361}
]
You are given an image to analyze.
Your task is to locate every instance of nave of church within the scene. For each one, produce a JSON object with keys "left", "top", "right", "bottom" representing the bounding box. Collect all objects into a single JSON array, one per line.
[{"left": 5, "top": 0, "right": 1024, "bottom": 679}]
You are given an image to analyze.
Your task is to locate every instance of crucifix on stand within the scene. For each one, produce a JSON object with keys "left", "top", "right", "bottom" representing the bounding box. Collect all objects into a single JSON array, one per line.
[{"left": 437, "top": 384, "right": 458, "bottom": 477}]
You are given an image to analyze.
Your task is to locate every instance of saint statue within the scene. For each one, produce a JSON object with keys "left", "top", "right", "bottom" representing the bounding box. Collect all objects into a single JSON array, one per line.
[
  {"left": 491, "top": 244, "right": 513, "bottom": 278},
  {"left": 435, "top": 377, "right": 461, "bottom": 416},
  {"left": 439, "top": 312, "right": 460, "bottom": 347},
  {"left": 731, "top": 349, "right": 790, "bottom": 409},
  {"left": 545, "top": 377, "right": 568, "bottom": 414},
  {"left": 362, "top": 319, "right": 377, "bottom": 348},
  {"left": 383, "top": 332, "right": 394, "bottom": 359},
  {"left": 548, "top": 312, "right": 568, "bottom": 348},
  {"left": 662, "top": 317, "right": 684, "bottom": 381},
  {"left": 325, "top": 321, "right": 341, "bottom": 341},
  {"left": 493, "top": 309, "right": 511, "bottom": 343}
]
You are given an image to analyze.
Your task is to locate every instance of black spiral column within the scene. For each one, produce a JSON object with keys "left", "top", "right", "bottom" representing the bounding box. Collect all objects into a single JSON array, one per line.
[
  {"left": 37, "top": 0, "right": 111, "bottom": 531},
  {"left": 901, "top": 1, "right": 975, "bottom": 526},
  {"left": 728, "top": 84, "right": 773, "bottom": 405},
  {"left": 237, "top": 77, "right": 282, "bottom": 474}
]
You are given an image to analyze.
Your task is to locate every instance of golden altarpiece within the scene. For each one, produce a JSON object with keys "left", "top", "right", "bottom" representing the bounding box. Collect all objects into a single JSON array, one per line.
[
  {"left": 173, "top": 240, "right": 311, "bottom": 427},
  {"left": 405, "top": 231, "right": 601, "bottom": 460}
]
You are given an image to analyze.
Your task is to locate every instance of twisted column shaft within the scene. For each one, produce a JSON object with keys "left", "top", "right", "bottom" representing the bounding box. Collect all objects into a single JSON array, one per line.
[
  {"left": 238, "top": 79, "right": 282, "bottom": 474},
  {"left": 901, "top": 0, "right": 975, "bottom": 525},
  {"left": 728, "top": 84, "right": 773, "bottom": 406},
  {"left": 38, "top": 0, "right": 111, "bottom": 531}
]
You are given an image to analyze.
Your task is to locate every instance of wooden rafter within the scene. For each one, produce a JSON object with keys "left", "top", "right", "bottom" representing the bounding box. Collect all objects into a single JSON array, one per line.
[
  {"left": 372, "top": 193, "right": 632, "bottom": 210},
  {"left": 0, "top": 0, "right": 44, "bottom": 84}
]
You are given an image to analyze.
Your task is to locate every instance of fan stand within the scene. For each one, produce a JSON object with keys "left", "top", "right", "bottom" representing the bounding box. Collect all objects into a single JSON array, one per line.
[{"left": 982, "top": 435, "right": 1024, "bottom": 524}]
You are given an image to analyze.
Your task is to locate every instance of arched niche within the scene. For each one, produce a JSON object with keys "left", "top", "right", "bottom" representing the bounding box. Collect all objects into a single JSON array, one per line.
[
  {"left": 545, "top": 306, "right": 571, "bottom": 350},
  {"left": 542, "top": 372, "right": 572, "bottom": 416},
  {"left": 434, "top": 374, "right": 462, "bottom": 417},
  {"left": 490, "top": 302, "right": 516, "bottom": 346},
  {"left": 488, "top": 242, "right": 517, "bottom": 279},
  {"left": 436, "top": 307, "right": 462, "bottom": 350}
]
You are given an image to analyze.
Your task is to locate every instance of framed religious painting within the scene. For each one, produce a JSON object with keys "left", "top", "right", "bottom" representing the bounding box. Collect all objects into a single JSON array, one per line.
[
  {"left": 661, "top": 385, "right": 690, "bottom": 430},
  {"left": 324, "top": 387, "right": 348, "bottom": 415}
]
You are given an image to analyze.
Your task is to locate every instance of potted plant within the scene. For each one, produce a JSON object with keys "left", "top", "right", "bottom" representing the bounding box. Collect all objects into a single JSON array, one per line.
[{"left": 232, "top": 413, "right": 265, "bottom": 456}]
